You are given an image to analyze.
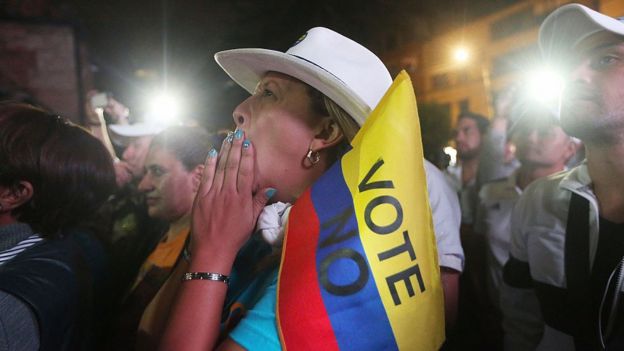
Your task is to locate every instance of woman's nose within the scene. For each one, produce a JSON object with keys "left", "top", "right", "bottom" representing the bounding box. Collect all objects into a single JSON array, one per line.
[
  {"left": 138, "top": 174, "right": 152, "bottom": 192},
  {"left": 232, "top": 96, "right": 252, "bottom": 128}
]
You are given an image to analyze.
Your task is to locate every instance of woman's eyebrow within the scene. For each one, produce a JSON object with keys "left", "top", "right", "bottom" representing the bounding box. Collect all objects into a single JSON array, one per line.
[{"left": 257, "top": 78, "right": 283, "bottom": 93}]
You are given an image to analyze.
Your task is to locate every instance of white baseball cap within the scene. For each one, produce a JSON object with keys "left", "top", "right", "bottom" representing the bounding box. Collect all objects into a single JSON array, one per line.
[
  {"left": 108, "top": 123, "right": 166, "bottom": 146},
  {"left": 539, "top": 3, "right": 624, "bottom": 59},
  {"left": 109, "top": 123, "right": 166, "bottom": 138},
  {"left": 214, "top": 27, "right": 392, "bottom": 127}
]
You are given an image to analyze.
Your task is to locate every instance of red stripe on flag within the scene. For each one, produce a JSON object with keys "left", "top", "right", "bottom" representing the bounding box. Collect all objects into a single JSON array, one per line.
[{"left": 277, "top": 189, "right": 339, "bottom": 351}]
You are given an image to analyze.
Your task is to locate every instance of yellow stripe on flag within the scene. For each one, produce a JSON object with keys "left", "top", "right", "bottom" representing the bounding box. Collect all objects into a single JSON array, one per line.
[{"left": 341, "top": 71, "right": 445, "bottom": 350}]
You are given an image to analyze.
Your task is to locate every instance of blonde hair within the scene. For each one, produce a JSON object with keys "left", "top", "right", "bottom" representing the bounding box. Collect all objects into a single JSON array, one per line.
[
  {"left": 323, "top": 96, "right": 360, "bottom": 142},
  {"left": 306, "top": 86, "right": 361, "bottom": 164}
]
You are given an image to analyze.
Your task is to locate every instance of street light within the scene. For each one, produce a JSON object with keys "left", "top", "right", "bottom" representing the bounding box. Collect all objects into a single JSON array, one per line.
[{"left": 452, "top": 45, "right": 493, "bottom": 117}]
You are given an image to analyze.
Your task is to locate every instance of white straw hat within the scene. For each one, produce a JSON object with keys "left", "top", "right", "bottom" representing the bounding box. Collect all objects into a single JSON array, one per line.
[
  {"left": 539, "top": 3, "right": 624, "bottom": 59},
  {"left": 214, "top": 27, "right": 392, "bottom": 126}
]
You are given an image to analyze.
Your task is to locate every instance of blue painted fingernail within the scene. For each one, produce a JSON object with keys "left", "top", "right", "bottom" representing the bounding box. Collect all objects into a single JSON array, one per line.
[
  {"left": 265, "top": 188, "right": 277, "bottom": 199},
  {"left": 234, "top": 129, "right": 244, "bottom": 140},
  {"left": 208, "top": 148, "right": 217, "bottom": 158},
  {"left": 242, "top": 139, "right": 251, "bottom": 149},
  {"left": 226, "top": 131, "right": 234, "bottom": 143}
]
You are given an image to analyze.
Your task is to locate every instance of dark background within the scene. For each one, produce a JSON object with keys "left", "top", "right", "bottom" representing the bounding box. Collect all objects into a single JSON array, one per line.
[{"left": 66, "top": 0, "right": 518, "bottom": 129}]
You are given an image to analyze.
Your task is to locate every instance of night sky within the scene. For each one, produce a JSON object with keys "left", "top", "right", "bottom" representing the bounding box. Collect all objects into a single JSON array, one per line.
[{"left": 67, "top": 0, "right": 517, "bottom": 130}]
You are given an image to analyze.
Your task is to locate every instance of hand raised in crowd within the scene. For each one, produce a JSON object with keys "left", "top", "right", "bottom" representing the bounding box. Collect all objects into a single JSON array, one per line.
[
  {"left": 191, "top": 130, "right": 275, "bottom": 263},
  {"left": 104, "top": 98, "right": 130, "bottom": 125},
  {"left": 84, "top": 90, "right": 105, "bottom": 126},
  {"left": 114, "top": 160, "right": 133, "bottom": 187},
  {"left": 84, "top": 90, "right": 118, "bottom": 159},
  {"left": 489, "top": 85, "right": 518, "bottom": 134},
  {"left": 85, "top": 90, "right": 130, "bottom": 125}
]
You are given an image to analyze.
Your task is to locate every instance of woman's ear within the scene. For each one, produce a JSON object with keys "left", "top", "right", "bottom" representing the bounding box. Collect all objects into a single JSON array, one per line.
[
  {"left": 191, "top": 165, "right": 205, "bottom": 193},
  {"left": 309, "top": 117, "right": 344, "bottom": 152},
  {"left": 0, "top": 181, "right": 34, "bottom": 212}
]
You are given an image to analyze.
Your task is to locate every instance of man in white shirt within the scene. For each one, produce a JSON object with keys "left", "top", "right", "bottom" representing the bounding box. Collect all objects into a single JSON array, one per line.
[
  {"left": 501, "top": 4, "right": 624, "bottom": 350},
  {"left": 476, "top": 105, "right": 577, "bottom": 313}
]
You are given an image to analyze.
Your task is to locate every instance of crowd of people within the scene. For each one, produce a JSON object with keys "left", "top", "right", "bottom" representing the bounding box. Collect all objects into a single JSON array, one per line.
[{"left": 0, "top": 3, "right": 623, "bottom": 350}]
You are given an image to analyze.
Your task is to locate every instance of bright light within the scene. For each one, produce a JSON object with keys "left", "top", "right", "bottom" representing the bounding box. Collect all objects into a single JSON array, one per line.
[
  {"left": 444, "top": 146, "right": 458, "bottom": 166},
  {"left": 145, "top": 91, "right": 183, "bottom": 126},
  {"left": 525, "top": 68, "right": 564, "bottom": 103},
  {"left": 453, "top": 47, "right": 470, "bottom": 63}
]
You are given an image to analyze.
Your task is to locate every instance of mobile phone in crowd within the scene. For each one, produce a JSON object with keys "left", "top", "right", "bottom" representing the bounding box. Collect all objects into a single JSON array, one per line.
[{"left": 91, "top": 92, "right": 109, "bottom": 108}]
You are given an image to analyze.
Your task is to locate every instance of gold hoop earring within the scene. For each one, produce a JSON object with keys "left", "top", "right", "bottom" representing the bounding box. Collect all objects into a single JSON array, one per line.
[{"left": 306, "top": 149, "right": 320, "bottom": 165}]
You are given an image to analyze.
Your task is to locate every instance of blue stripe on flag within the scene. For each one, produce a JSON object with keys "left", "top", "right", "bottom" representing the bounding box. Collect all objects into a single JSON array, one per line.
[{"left": 312, "top": 161, "right": 398, "bottom": 351}]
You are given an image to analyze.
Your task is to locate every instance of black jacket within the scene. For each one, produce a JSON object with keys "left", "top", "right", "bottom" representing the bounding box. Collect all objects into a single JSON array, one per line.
[{"left": 0, "top": 229, "right": 108, "bottom": 351}]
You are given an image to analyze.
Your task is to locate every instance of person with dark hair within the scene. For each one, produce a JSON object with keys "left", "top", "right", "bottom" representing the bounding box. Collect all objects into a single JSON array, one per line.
[
  {"left": 0, "top": 103, "right": 116, "bottom": 350},
  {"left": 446, "top": 111, "right": 490, "bottom": 225},
  {"left": 460, "top": 111, "right": 490, "bottom": 136},
  {"left": 443, "top": 111, "right": 490, "bottom": 349},
  {"left": 110, "top": 126, "right": 211, "bottom": 350}
]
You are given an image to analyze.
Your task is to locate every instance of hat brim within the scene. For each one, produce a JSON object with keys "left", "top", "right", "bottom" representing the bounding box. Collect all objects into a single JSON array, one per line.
[
  {"left": 109, "top": 123, "right": 165, "bottom": 138},
  {"left": 539, "top": 4, "right": 624, "bottom": 59},
  {"left": 215, "top": 49, "right": 370, "bottom": 126}
]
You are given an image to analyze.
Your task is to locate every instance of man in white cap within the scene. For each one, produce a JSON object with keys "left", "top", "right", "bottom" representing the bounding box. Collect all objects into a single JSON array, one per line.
[
  {"left": 501, "top": 4, "right": 624, "bottom": 350},
  {"left": 474, "top": 104, "right": 578, "bottom": 348}
]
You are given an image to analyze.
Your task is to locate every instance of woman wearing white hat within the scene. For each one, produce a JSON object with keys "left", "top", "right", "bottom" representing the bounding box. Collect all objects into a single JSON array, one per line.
[{"left": 161, "top": 27, "right": 463, "bottom": 350}]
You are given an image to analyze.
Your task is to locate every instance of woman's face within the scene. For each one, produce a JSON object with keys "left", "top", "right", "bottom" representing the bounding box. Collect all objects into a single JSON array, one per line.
[{"left": 232, "top": 72, "right": 324, "bottom": 203}]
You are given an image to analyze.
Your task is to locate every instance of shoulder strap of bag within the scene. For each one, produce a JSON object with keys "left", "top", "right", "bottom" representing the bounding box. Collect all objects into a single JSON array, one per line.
[{"left": 565, "top": 192, "right": 594, "bottom": 350}]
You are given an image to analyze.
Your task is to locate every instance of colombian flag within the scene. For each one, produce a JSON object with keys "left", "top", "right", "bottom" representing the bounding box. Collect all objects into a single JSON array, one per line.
[{"left": 277, "top": 71, "right": 445, "bottom": 350}]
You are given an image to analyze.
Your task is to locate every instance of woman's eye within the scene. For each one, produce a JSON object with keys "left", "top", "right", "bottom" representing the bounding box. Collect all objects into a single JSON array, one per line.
[
  {"left": 261, "top": 89, "right": 274, "bottom": 97},
  {"left": 150, "top": 167, "right": 165, "bottom": 177}
]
